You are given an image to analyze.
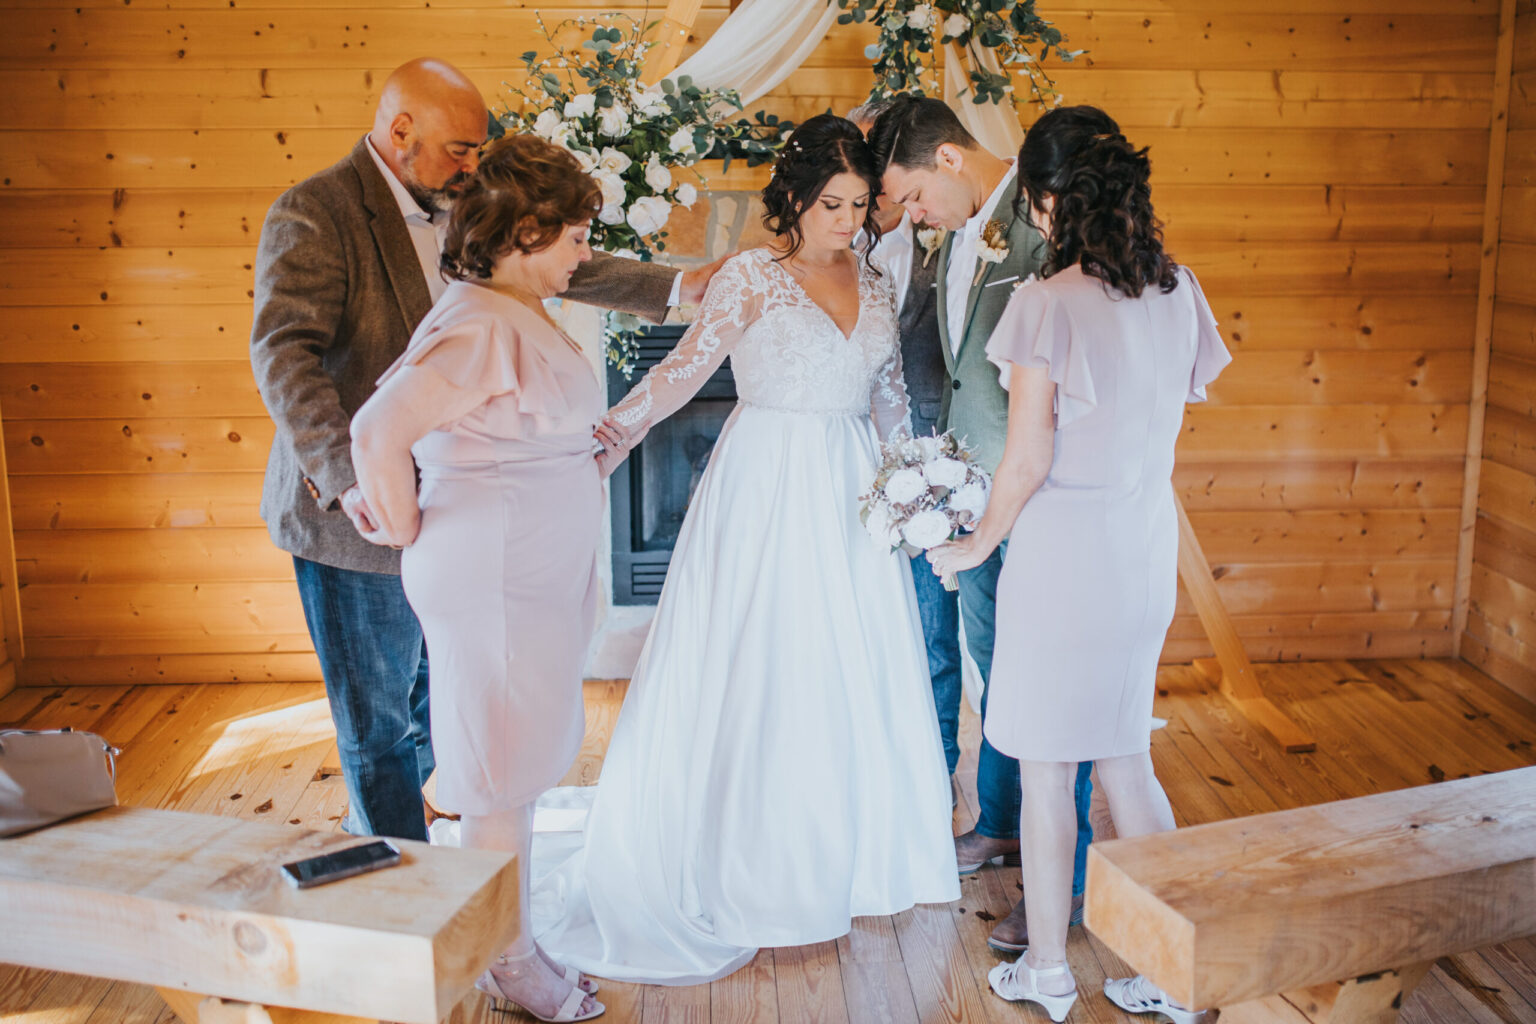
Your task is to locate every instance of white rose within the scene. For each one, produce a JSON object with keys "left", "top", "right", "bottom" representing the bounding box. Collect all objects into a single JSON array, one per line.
[
  {"left": 864, "top": 504, "right": 902, "bottom": 548},
  {"left": 532, "top": 108, "right": 563, "bottom": 139},
  {"left": 599, "top": 203, "right": 626, "bottom": 226},
  {"left": 675, "top": 182, "right": 698, "bottom": 208},
  {"left": 668, "top": 126, "right": 697, "bottom": 155},
  {"left": 924, "top": 457, "right": 968, "bottom": 489},
  {"left": 885, "top": 468, "right": 928, "bottom": 505},
  {"left": 570, "top": 147, "right": 598, "bottom": 173},
  {"left": 564, "top": 93, "right": 596, "bottom": 118},
  {"left": 902, "top": 509, "right": 953, "bottom": 550},
  {"left": 598, "top": 103, "right": 630, "bottom": 138},
  {"left": 636, "top": 88, "right": 669, "bottom": 118},
  {"left": 551, "top": 121, "right": 579, "bottom": 150},
  {"left": 906, "top": 3, "right": 936, "bottom": 31},
  {"left": 592, "top": 169, "right": 627, "bottom": 209},
  {"left": 626, "top": 195, "right": 671, "bottom": 236},
  {"left": 644, "top": 153, "right": 673, "bottom": 192},
  {"left": 597, "top": 147, "right": 632, "bottom": 175},
  {"left": 948, "top": 480, "right": 989, "bottom": 519},
  {"left": 943, "top": 12, "right": 970, "bottom": 37},
  {"left": 915, "top": 434, "right": 943, "bottom": 462}
]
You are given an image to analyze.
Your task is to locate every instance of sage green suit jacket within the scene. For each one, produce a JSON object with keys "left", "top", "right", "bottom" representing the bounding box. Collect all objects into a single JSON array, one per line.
[{"left": 935, "top": 185, "right": 1045, "bottom": 475}]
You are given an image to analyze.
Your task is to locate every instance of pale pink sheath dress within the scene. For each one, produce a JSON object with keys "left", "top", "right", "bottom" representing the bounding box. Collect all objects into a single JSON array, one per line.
[
  {"left": 982, "top": 265, "right": 1231, "bottom": 763},
  {"left": 380, "top": 281, "right": 605, "bottom": 815}
]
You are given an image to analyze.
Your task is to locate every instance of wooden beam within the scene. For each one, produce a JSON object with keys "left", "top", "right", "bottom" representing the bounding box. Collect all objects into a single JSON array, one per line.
[
  {"left": 1084, "top": 766, "right": 1536, "bottom": 1010},
  {"left": 1176, "top": 495, "right": 1316, "bottom": 753},
  {"left": 1217, "top": 962, "right": 1434, "bottom": 1024},
  {"left": 157, "top": 989, "right": 377, "bottom": 1024},
  {"left": 0, "top": 397, "right": 24, "bottom": 680},
  {"left": 645, "top": 0, "right": 704, "bottom": 85},
  {"left": 1454, "top": 0, "right": 1519, "bottom": 649}
]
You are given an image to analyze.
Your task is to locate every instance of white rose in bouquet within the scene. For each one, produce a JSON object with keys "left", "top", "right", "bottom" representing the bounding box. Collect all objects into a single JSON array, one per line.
[
  {"left": 637, "top": 88, "right": 669, "bottom": 118},
  {"left": 571, "top": 148, "right": 598, "bottom": 173},
  {"left": 906, "top": 3, "right": 936, "bottom": 30},
  {"left": 532, "top": 108, "right": 563, "bottom": 140},
  {"left": 598, "top": 103, "right": 630, "bottom": 138},
  {"left": 564, "top": 93, "right": 597, "bottom": 118},
  {"left": 676, "top": 182, "right": 698, "bottom": 208},
  {"left": 599, "top": 203, "right": 626, "bottom": 226},
  {"left": 943, "top": 12, "right": 971, "bottom": 37},
  {"left": 915, "top": 434, "right": 943, "bottom": 462},
  {"left": 626, "top": 195, "right": 671, "bottom": 235},
  {"left": 597, "top": 147, "right": 632, "bottom": 175},
  {"left": 864, "top": 504, "right": 902, "bottom": 548},
  {"left": 551, "top": 121, "right": 579, "bottom": 150},
  {"left": 924, "top": 457, "right": 968, "bottom": 489},
  {"left": 884, "top": 468, "right": 928, "bottom": 505},
  {"left": 949, "top": 480, "right": 989, "bottom": 520},
  {"left": 902, "top": 509, "right": 953, "bottom": 550},
  {"left": 668, "top": 126, "right": 697, "bottom": 156},
  {"left": 644, "top": 153, "right": 673, "bottom": 192},
  {"left": 592, "top": 169, "right": 627, "bottom": 210}
]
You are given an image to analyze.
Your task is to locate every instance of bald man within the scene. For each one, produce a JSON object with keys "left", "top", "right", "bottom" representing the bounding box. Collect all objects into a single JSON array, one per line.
[{"left": 251, "top": 58, "right": 713, "bottom": 841}]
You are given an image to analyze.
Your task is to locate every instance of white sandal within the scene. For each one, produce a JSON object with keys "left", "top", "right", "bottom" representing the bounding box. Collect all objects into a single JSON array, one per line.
[
  {"left": 988, "top": 954, "right": 1078, "bottom": 1022},
  {"left": 476, "top": 951, "right": 606, "bottom": 1023},
  {"left": 1104, "top": 975, "right": 1208, "bottom": 1024}
]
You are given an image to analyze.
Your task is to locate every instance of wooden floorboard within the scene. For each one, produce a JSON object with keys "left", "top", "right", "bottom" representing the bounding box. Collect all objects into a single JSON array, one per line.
[{"left": 2, "top": 659, "right": 1535, "bottom": 1023}]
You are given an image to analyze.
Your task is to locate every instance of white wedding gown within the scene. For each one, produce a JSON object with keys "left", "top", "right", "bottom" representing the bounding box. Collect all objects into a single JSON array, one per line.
[{"left": 528, "top": 248, "right": 960, "bottom": 985}]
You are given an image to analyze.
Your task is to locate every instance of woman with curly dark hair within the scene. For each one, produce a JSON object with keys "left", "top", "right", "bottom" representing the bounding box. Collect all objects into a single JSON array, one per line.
[
  {"left": 528, "top": 113, "right": 960, "bottom": 986},
  {"left": 930, "top": 106, "right": 1230, "bottom": 1023}
]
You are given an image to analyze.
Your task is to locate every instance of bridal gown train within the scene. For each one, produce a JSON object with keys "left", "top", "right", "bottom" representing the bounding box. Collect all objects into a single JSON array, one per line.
[{"left": 528, "top": 249, "right": 961, "bottom": 985}]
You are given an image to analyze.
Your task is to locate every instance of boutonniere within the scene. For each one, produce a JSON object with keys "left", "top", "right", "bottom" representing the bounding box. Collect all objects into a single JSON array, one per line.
[
  {"left": 1012, "top": 272, "right": 1039, "bottom": 293},
  {"left": 973, "top": 220, "right": 1010, "bottom": 286},
  {"left": 916, "top": 225, "right": 948, "bottom": 268}
]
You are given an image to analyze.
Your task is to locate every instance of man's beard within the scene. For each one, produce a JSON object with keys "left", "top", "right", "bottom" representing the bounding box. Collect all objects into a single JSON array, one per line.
[{"left": 401, "top": 143, "right": 473, "bottom": 214}]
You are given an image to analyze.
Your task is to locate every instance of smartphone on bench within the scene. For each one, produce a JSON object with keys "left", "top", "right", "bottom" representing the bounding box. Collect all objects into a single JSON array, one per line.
[{"left": 281, "top": 839, "right": 401, "bottom": 889}]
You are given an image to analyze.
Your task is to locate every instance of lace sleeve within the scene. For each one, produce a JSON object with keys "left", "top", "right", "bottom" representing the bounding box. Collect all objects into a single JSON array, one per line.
[
  {"left": 608, "top": 254, "right": 760, "bottom": 435},
  {"left": 869, "top": 269, "right": 913, "bottom": 441}
]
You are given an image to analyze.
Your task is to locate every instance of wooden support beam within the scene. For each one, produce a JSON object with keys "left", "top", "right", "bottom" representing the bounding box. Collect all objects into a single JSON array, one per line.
[
  {"left": 1176, "top": 495, "right": 1316, "bottom": 753},
  {"left": 645, "top": 0, "right": 704, "bottom": 85},
  {"left": 1216, "top": 963, "right": 1434, "bottom": 1024},
  {"left": 1453, "top": 0, "right": 1519, "bottom": 651},
  {"left": 0, "top": 396, "right": 25, "bottom": 691},
  {"left": 157, "top": 989, "right": 377, "bottom": 1024}
]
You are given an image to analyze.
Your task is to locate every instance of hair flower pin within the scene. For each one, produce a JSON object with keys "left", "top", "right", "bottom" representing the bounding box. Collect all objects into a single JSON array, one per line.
[{"left": 973, "top": 219, "right": 1010, "bottom": 286}]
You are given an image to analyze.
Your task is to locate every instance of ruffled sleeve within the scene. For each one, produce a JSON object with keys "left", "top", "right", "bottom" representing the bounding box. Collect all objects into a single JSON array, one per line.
[
  {"left": 985, "top": 279, "right": 1097, "bottom": 428},
  {"left": 1180, "top": 266, "right": 1232, "bottom": 402},
  {"left": 377, "top": 304, "right": 568, "bottom": 422}
]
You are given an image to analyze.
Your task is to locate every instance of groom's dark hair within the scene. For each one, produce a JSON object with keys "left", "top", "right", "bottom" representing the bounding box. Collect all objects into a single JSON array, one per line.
[{"left": 867, "top": 95, "right": 979, "bottom": 174}]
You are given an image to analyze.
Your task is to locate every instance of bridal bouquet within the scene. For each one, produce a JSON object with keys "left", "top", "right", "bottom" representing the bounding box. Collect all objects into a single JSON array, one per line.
[{"left": 860, "top": 431, "right": 991, "bottom": 591}]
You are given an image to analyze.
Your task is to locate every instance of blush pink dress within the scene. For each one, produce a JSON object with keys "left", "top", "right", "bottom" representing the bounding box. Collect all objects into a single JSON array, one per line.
[
  {"left": 982, "top": 265, "right": 1231, "bottom": 763},
  {"left": 380, "top": 281, "right": 605, "bottom": 816}
]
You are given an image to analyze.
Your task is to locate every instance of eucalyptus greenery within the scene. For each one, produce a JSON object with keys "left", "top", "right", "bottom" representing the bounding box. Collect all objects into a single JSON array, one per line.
[{"left": 833, "top": 0, "right": 1080, "bottom": 110}]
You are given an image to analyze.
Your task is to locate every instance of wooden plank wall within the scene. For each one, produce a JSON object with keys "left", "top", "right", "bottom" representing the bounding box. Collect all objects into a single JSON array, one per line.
[
  {"left": 1463, "top": 0, "right": 1536, "bottom": 701},
  {"left": 0, "top": 0, "right": 1506, "bottom": 685}
]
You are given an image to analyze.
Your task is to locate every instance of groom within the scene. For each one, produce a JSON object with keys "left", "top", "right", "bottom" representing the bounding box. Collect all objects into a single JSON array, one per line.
[{"left": 868, "top": 95, "right": 1094, "bottom": 945}]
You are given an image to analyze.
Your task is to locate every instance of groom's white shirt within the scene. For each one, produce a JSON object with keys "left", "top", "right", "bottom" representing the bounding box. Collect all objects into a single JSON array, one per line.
[
  {"left": 868, "top": 210, "right": 915, "bottom": 317},
  {"left": 944, "top": 161, "right": 1016, "bottom": 358}
]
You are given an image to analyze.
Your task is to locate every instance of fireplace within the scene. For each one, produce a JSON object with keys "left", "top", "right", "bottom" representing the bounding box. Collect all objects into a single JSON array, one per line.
[{"left": 607, "top": 326, "right": 737, "bottom": 604}]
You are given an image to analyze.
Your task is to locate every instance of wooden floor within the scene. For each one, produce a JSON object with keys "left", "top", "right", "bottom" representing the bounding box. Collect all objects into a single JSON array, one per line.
[{"left": 3, "top": 659, "right": 1536, "bottom": 1024}]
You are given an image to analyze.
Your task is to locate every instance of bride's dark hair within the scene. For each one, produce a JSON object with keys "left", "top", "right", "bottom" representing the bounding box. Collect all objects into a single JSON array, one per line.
[
  {"left": 761, "top": 113, "right": 882, "bottom": 265},
  {"left": 1015, "top": 105, "right": 1178, "bottom": 298}
]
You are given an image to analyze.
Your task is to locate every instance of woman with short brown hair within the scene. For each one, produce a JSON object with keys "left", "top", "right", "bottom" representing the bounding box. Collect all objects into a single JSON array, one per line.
[{"left": 350, "top": 133, "right": 608, "bottom": 1023}]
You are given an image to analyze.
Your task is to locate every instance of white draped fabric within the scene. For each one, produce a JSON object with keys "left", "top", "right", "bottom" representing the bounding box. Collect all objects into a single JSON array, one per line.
[
  {"left": 662, "top": 0, "right": 837, "bottom": 105},
  {"left": 944, "top": 42, "right": 1026, "bottom": 157}
]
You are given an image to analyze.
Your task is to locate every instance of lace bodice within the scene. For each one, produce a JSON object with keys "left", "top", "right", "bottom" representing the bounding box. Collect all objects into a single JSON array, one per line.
[{"left": 609, "top": 248, "right": 912, "bottom": 440}]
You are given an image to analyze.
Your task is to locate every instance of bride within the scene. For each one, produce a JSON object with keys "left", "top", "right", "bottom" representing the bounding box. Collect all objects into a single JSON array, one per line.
[{"left": 529, "top": 114, "right": 960, "bottom": 986}]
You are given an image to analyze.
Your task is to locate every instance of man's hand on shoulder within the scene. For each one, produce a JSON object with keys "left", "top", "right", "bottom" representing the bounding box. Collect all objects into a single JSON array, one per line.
[{"left": 678, "top": 252, "right": 733, "bottom": 307}]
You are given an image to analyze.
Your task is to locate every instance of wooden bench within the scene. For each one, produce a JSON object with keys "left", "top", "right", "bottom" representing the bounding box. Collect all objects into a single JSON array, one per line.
[
  {"left": 1084, "top": 766, "right": 1536, "bottom": 1023},
  {"left": 0, "top": 806, "right": 520, "bottom": 1024}
]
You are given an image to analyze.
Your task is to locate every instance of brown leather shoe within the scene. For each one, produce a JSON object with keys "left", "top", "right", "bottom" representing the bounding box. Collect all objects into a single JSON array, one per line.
[
  {"left": 987, "top": 893, "right": 1086, "bottom": 954},
  {"left": 954, "top": 830, "right": 1022, "bottom": 873}
]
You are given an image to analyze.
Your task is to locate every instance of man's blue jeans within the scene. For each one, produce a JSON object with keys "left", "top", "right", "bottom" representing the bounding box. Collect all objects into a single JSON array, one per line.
[
  {"left": 957, "top": 543, "right": 1094, "bottom": 896},
  {"left": 911, "top": 551, "right": 964, "bottom": 775},
  {"left": 293, "top": 556, "right": 434, "bottom": 842}
]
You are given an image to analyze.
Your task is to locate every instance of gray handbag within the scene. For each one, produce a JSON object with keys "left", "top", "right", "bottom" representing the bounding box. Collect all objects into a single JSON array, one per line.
[{"left": 0, "top": 727, "right": 120, "bottom": 838}]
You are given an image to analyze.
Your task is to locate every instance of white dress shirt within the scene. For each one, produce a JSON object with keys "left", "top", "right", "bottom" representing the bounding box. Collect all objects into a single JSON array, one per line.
[
  {"left": 944, "top": 162, "right": 1017, "bottom": 357},
  {"left": 366, "top": 136, "right": 451, "bottom": 304},
  {"left": 868, "top": 210, "right": 915, "bottom": 316},
  {"left": 366, "top": 137, "right": 685, "bottom": 310}
]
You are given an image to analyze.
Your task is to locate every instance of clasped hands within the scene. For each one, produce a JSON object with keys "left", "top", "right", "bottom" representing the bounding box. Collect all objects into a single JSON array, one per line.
[
  {"left": 593, "top": 415, "right": 646, "bottom": 478},
  {"left": 926, "top": 530, "right": 994, "bottom": 579},
  {"left": 342, "top": 484, "right": 418, "bottom": 550}
]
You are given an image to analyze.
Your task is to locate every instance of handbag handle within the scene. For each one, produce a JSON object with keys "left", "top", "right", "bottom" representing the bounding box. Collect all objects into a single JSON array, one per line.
[{"left": 0, "top": 727, "right": 121, "bottom": 780}]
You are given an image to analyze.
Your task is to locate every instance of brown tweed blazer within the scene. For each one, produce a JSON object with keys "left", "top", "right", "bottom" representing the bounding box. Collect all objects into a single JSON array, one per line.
[{"left": 251, "top": 136, "right": 677, "bottom": 574}]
